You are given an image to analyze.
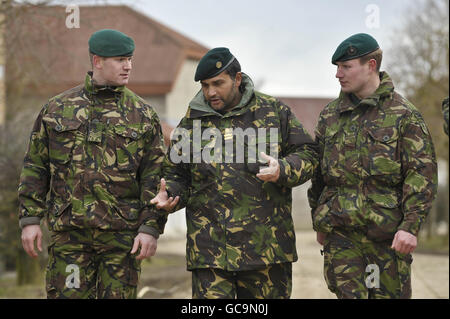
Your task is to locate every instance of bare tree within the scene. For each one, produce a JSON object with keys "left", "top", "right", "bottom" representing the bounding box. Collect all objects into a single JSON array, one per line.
[
  {"left": 388, "top": 0, "right": 449, "bottom": 239},
  {"left": 0, "top": 108, "right": 44, "bottom": 284},
  {"left": 388, "top": 0, "right": 448, "bottom": 98}
]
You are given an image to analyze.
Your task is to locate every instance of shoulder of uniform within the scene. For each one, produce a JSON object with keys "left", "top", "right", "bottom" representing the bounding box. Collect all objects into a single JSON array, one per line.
[
  {"left": 254, "top": 91, "right": 288, "bottom": 110},
  {"left": 383, "top": 92, "right": 431, "bottom": 135},
  {"left": 54, "top": 84, "right": 85, "bottom": 100},
  {"left": 324, "top": 97, "right": 340, "bottom": 110},
  {"left": 386, "top": 92, "right": 423, "bottom": 119},
  {"left": 395, "top": 93, "right": 419, "bottom": 112},
  {"left": 123, "top": 87, "right": 146, "bottom": 104},
  {"left": 319, "top": 97, "right": 340, "bottom": 118},
  {"left": 45, "top": 84, "right": 85, "bottom": 113},
  {"left": 312, "top": 98, "right": 340, "bottom": 135},
  {"left": 123, "top": 88, "right": 159, "bottom": 120},
  {"left": 255, "top": 91, "right": 280, "bottom": 102},
  {"left": 254, "top": 91, "right": 274, "bottom": 100}
]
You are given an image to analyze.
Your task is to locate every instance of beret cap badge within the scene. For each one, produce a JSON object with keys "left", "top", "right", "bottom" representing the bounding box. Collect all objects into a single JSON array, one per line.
[
  {"left": 347, "top": 46, "right": 357, "bottom": 55},
  {"left": 216, "top": 61, "right": 223, "bottom": 69}
]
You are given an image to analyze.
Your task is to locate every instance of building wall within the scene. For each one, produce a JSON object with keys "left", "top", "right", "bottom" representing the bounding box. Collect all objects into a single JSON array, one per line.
[{"left": 165, "top": 58, "right": 201, "bottom": 126}]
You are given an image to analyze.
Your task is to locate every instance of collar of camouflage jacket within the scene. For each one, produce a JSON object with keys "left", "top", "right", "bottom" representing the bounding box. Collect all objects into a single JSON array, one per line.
[
  {"left": 338, "top": 71, "right": 395, "bottom": 113},
  {"left": 187, "top": 72, "right": 255, "bottom": 119},
  {"left": 84, "top": 72, "right": 125, "bottom": 96}
]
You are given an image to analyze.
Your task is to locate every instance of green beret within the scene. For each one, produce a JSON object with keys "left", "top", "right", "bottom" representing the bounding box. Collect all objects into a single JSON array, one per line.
[
  {"left": 195, "top": 47, "right": 235, "bottom": 81},
  {"left": 332, "top": 33, "right": 379, "bottom": 65},
  {"left": 89, "top": 29, "right": 135, "bottom": 57}
]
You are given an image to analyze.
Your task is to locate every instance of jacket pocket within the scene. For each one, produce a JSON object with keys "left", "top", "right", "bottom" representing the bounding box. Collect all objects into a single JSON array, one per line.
[
  {"left": 112, "top": 201, "right": 142, "bottom": 222},
  {"left": 367, "top": 127, "right": 401, "bottom": 176},
  {"left": 47, "top": 201, "right": 72, "bottom": 230},
  {"left": 312, "top": 188, "right": 338, "bottom": 233},
  {"left": 114, "top": 124, "right": 147, "bottom": 171},
  {"left": 43, "top": 115, "right": 81, "bottom": 165},
  {"left": 365, "top": 192, "right": 402, "bottom": 241},
  {"left": 50, "top": 201, "right": 72, "bottom": 217}
]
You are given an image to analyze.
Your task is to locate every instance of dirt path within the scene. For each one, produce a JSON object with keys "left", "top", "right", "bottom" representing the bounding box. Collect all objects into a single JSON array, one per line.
[{"left": 139, "top": 230, "right": 449, "bottom": 299}]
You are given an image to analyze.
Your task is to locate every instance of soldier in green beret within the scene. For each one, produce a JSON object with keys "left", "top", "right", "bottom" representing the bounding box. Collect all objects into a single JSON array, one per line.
[
  {"left": 308, "top": 33, "right": 438, "bottom": 298},
  {"left": 18, "top": 29, "right": 166, "bottom": 298},
  {"left": 151, "top": 47, "right": 319, "bottom": 298}
]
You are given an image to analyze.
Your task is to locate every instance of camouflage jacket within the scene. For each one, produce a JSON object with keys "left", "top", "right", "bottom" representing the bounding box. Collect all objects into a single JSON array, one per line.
[
  {"left": 163, "top": 73, "right": 319, "bottom": 271},
  {"left": 443, "top": 97, "right": 449, "bottom": 136},
  {"left": 18, "top": 72, "right": 166, "bottom": 237},
  {"left": 308, "top": 72, "right": 437, "bottom": 241}
]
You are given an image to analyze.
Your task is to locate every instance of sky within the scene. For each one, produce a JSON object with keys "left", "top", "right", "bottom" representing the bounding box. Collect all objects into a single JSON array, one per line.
[{"left": 65, "top": 0, "right": 414, "bottom": 97}]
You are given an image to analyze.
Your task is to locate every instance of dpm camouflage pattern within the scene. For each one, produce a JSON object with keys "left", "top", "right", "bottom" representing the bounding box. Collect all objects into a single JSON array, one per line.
[
  {"left": 18, "top": 72, "right": 166, "bottom": 236},
  {"left": 46, "top": 229, "right": 141, "bottom": 299},
  {"left": 308, "top": 72, "right": 437, "bottom": 241},
  {"left": 323, "top": 229, "right": 412, "bottom": 299},
  {"left": 192, "top": 262, "right": 292, "bottom": 299},
  {"left": 443, "top": 97, "right": 449, "bottom": 136},
  {"left": 164, "top": 73, "right": 319, "bottom": 271}
]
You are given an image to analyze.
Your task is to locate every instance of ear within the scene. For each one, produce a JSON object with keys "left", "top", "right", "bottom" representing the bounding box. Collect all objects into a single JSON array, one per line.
[
  {"left": 92, "top": 55, "right": 103, "bottom": 70},
  {"left": 368, "top": 58, "right": 378, "bottom": 72},
  {"left": 234, "top": 72, "right": 242, "bottom": 87}
]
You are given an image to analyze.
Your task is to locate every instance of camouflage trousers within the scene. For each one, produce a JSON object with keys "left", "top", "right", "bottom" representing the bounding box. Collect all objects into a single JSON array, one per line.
[
  {"left": 322, "top": 229, "right": 412, "bottom": 299},
  {"left": 46, "top": 229, "right": 141, "bottom": 299},
  {"left": 191, "top": 263, "right": 292, "bottom": 299}
]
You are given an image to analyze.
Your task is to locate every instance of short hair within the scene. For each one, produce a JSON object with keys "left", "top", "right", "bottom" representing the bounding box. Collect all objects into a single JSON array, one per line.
[
  {"left": 359, "top": 48, "right": 383, "bottom": 72},
  {"left": 224, "top": 58, "right": 241, "bottom": 79},
  {"left": 223, "top": 58, "right": 245, "bottom": 92},
  {"left": 89, "top": 53, "right": 94, "bottom": 68}
]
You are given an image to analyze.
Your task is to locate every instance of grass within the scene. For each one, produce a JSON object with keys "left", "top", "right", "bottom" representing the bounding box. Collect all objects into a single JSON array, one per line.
[{"left": 0, "top": 273, "right": 46, "bottom": 299}]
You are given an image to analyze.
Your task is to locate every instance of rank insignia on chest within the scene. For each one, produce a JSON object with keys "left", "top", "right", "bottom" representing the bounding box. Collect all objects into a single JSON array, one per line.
[
  {"left": 87, "top": 120, "right": 104, "bottom": 143},
  {"left": 224, "top": 128, "right": 233, "bottom": 141}
]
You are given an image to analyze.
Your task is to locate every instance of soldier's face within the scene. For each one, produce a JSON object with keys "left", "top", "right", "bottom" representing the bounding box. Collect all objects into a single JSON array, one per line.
[
  {"left": 201, "top": 71, "right": 242, "bottom": 112},
  {"left": 335, "top": 59, "right": 371, "bottom": 95},
  {"left": 93, "top": 56, "right": 132, "bottom": 86}
]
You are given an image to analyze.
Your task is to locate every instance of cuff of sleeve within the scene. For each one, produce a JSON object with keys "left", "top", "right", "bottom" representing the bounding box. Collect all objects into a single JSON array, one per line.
[
  {"left": 138, "top": 225, "right": 160, "bottom": 239},
  {"left": 398, "top": 220, "right": 421, "bottom": 237},
  {"left": 19, "top": 217, "right": 41, "bottom": 229},
  {"left": 165, "top": 182, "right": 183, "bottom": 199},
  {"left": 165, "top": 183, "right": 187, "bottom": 212},
  {"left": 277, "top": 159, "right": 289, "bottom": 184}
]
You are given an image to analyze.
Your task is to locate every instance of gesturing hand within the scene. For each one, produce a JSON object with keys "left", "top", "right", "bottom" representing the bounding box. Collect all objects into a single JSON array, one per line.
[
  {"left": 256, "top": 152, "right": 280, "bottom": 182},
  {"left": 150, "top": 178, "right": 180, "bottom": 212}
]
